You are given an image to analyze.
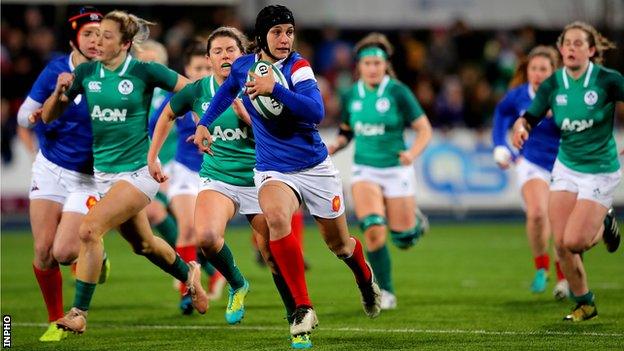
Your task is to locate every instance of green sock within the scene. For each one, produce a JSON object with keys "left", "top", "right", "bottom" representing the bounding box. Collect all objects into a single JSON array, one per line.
[
  {"left": 572, "top": 291, "right": 595, "bottom": 305},
  {"left": 272, "top": 272, "right": 296, "bottom": 323},
  {"left": 197, "top": 249, "right": 216, "bottom": 276},
  {"left": 147, "top": 254, "right": 189, "bottom": 282},
  {"left": 155, "top": 215, "right": 178, "bottom": 248},
  {"left": 366, "top": 245, "right": 394, "bottom": 293},
  {"left": 73, "top": 279, "right": 97, "bottom": 311},
  {"left": 208, "top": 243, "right": 245, "bottom": 290}
]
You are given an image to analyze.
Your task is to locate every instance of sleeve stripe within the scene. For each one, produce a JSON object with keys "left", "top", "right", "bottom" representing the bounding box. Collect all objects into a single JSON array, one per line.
[{"left": 291, "top": 66, "right": 316, "bottom": 85}]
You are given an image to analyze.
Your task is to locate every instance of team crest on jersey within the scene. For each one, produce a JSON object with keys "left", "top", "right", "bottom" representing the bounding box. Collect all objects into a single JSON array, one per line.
[
  {"left": 85, "top": 196, "right": 98, "bottom": 210},
  {"left": 555, "top": 94, "right": 567, "bottom": 106},
  {"left": 201, "top": 102, "right": 210, "bottom": 112},
  {"left": 118, "top": 79, "right": 134, "bottom": 95},
  {"left": 331, "top": 195, "right": 341, "bottom": 212},
  {"left": 88, "top": 81, "right": 102, "bottom": 92},
  {"left": 351, "top": 101, "right": 362, "bottom": 112},
  {"left": 584, "top": 90, "right": 598, "bottom": 106},
  {"left": 375, "top": 97, "right": 390, "bottom": 113}
]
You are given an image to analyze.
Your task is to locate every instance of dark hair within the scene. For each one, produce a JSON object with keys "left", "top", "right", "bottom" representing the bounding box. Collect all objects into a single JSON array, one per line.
[
  {"left": 254, "top": 5, "right": 295, "bottom": 58},
  {"left": 354, "top": 32, "right": 396, "bottom": 78},
  {"left": 104, "top": 10, "right": 155, "bottom": 46},
  {"left": 183, "top": 38, "right": 207, "bottom": 66},
  {"left": 206, "top": 26, "right": 249, "bottom": 56},
  {"left": 556, "top": 21, "right": 616, "bottom": 64},
  {"left": 509, "top": 45, "right": 560, "bottom": 88}
]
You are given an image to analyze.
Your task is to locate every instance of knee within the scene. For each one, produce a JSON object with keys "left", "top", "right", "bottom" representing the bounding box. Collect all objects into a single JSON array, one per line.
[
  {"left": 52, "top": 246, "right": 77, "bottom": 265},
  {"left": 78, "top": 216, "right": 104, "bottom": 244},
  {"left": 563, "top": 235, "right": 589, "bottom": 254},
  {"left": 130, "top": 239, "right": 155, "bottom": 256},
  {"left": 33, "top": 241, "right": 54, "bottom": 266},
  {"left": 177, "top": 221, "right": 195, "bottom": 245},
  {"left": 195, "top": 226, "right": 223, "bottom": 254},
  {"left": 526, "top": 205, "right": 548, "bottom": 227},
  {"left": 364, "top": 227, "right": 387, "bottom": 250},
  {"left": 263, "top": 207, "right": 291, "bottom": 233},
  {"left": 327, "top": 238, "right": 353, "bottom": 258}
]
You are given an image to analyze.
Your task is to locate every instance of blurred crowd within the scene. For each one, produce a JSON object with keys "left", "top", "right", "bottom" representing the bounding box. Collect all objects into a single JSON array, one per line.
[{"left": 2, "top": 5, "right": 623, "bottom": 165}]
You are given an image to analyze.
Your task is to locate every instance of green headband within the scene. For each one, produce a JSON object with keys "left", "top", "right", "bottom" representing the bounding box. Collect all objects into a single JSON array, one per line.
[{"left": 357, "top": 47, "right": 388, "bottom": 60}]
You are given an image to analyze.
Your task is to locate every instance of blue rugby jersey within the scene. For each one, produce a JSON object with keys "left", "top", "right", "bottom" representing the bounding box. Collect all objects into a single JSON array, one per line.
[
  {"left": 199, "top": 52, "right": 327, "bottom": 172},
  {"left": 28, "top": 53, "right": 93, "bottom": 174},
  {"left": 492, "top": 83, "right": 560, "bottom": 171}
]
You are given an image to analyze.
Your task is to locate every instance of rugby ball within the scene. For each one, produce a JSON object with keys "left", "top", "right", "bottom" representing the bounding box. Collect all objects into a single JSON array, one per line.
[{"left": 246, "top": 60, "right": 289, "bottom": 119}]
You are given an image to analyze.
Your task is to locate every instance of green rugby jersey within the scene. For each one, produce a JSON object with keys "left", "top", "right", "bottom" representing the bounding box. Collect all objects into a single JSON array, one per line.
[
  {"left": 149, "top": 87, "right": 177, "bottom": 165},
  {"left": 169, "top": 75, "right": 256, "bottom": 187},
  {"left": 341, "top": 76, "right": 424, "bottom": 168},
  {"left": 527, "top": 62, "right": 624, "bottom": 173},
  {"left": 66, "top": 55, "right": 179, "bottom": 173}
]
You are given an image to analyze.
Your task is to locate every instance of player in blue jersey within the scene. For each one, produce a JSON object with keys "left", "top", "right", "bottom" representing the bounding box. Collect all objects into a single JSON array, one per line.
[
  {"left": 491, "top": 46, "right": 568, "bottom": 299},
  {"left": 194, "top": 5, "right": 381, "bottom": 348},
  {"left": 15, "top": 7, "right": 110, "bottom": 342}
]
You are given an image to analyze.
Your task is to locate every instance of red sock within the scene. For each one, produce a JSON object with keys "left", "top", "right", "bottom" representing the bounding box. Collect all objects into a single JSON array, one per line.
[
  {"left": 176, "top": 245, "right": 197, "bottom": 295},
  {"left": 555, "top": 261, "right": 566, "bottom": 281},
  {"left": 33, "top": 264, "right": 64, "bottom": 322},
  {"left": 343, "top": 237, "right": 372, "bottom": 285},
  {"left": 534, "top": 254, "right": 550, "bottom": 270},
  {"left": 291, "top": 210, "right": 305, "bottom": 249},
  {"left": 269, "top": 233, "right": 312, "bottom": 307}
]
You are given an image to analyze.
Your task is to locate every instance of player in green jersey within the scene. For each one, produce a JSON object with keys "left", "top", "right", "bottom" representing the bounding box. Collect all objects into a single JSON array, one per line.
[
  {"left": 41, "top": 10, "right": 209, "bottom": 334},
  {"left": 328, "top": 33, "right": 432, "bottom": 310},
  {"left": 149, "top": 26, "right": 256, "bottom": 325},
  {"left": 513, "top": 21, "right": 623, "bottom": 322}
]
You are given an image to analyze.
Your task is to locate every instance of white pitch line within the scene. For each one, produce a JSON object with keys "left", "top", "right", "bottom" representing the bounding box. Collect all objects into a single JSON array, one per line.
[{"left": 13, "top": 323, "right": 623, "bottom": 338}]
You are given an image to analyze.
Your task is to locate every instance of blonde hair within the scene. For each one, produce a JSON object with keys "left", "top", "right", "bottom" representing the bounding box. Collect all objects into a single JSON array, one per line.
[
  {"left": 556, "top": 21, "right": 616, "bottom": 64},
  {"left": 104, "top": 10, "right": 155, "bottom": 46},
  {"left": 354, "top": 32, "right": 396, "bottom": 78},
  {"left": 509, "top": 45, "right": 560, "bottom": 88},
  {"left": 132, "top": 39, "right": 168, "bottom": 65}
]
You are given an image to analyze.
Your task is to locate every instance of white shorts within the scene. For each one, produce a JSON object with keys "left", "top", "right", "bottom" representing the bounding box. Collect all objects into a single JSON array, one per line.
[
  {"left": 254, "top": 156, "right": 345, "bottom": 219},
  {"left": 29, "top": 151, "right": 99, "bottom": 214},
  {"left": 95, "top": 165, "right": 160, "bottom": 201},
  {"left": 167, "top": 161, "right": 200, "bottom": 200},
  {"left": 550, "top": 159, "right": 622, "bottom": 209},
  {"left": 515, "top": 157, "right": 551, "bottom": 189},
  {"left": 351, "top": 164, "right": 416, "bottom": 198},
  {"left": 199, "top": 177, "right": 261, "bottom": 215}
]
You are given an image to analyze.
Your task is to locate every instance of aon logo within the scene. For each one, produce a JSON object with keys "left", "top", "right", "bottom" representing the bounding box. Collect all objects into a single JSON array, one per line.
[
  {"left": 212, "top": 125, "right": 249, "bottom": 141},
  {"left": 354, "top": 121, "right": 385, "bottom": 136},
  {"left": 91, "top": 105, "right": 127, "bottom": 122},
  {"left": 561, "top": 118, "right": 593, "bottom": 132}
]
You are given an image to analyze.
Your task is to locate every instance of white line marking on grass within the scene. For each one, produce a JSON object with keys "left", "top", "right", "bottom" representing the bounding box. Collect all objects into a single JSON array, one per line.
[{"left": 14, "top": 323, "right": 623, "bottom": 337}]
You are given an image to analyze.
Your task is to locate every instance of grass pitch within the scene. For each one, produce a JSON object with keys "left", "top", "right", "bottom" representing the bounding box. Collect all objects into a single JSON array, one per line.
[{"left": 2, "top": 223, "right": 623, "bottom": 350}]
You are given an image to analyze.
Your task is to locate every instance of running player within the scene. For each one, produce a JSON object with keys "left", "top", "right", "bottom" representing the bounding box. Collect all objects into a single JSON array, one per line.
[
  {"left": 16, "top": 7, "right": 109, "bottom": 341},
  {"left": 512, "top": 21, "right": 622, "bottom": 321},
  {"left": 194, "top": 5, "right": 381, "bottom": 348},
  {"left": 328, "top": 32, "right": 432, "bottom": 310},
  {"left": 149, "top": 26, "right": 258, "bottom": 325},
  {"left": 492, "top": 46, "right": 569, "bottom": 299},
  {"left": 40, "top": 10, "right": 209, "bottom": 334}
]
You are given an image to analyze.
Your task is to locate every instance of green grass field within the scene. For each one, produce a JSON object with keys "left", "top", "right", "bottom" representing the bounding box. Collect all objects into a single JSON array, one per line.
[{"left": 2, "top": 223, "right": 623, "bottom": 350}]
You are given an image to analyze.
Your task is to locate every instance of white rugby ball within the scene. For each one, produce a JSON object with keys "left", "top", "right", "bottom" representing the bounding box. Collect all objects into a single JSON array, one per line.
[{"left": 246, "top": 60, "right": 289, "bottom": 119}]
